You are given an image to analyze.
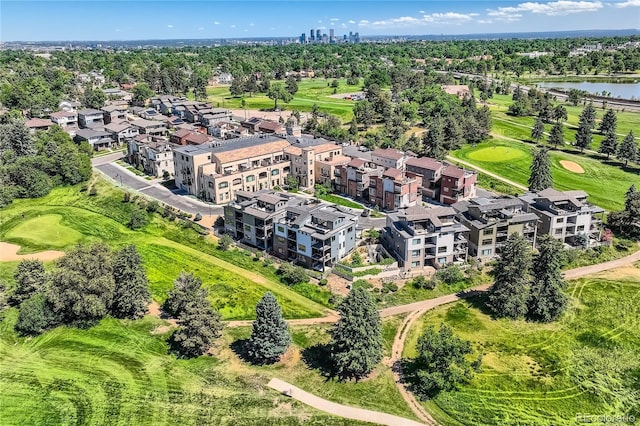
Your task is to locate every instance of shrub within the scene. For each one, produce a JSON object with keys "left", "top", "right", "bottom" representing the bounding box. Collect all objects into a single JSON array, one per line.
[
  {"left": 162, "top": 170, "right": 171, "bottom": 180},
  {"left": 14, "top": 293, "right": 59, "bottom": 336},
  {"left": 218, "top": 234, "right": 233, "bottom": 251},
  {"left": 319, "top": 278, "right": 328, "bottom": 286},
  {"left": 352, "top": 279, "right": 372, "bottom": 290},
  {"left": 436, "top": 264, "right": 464, "bottom": 285},
  {"left": 350, "top": 250, "right": 364, "bottom": 267},
  {"left": 146, "top": 201, "right": 160, "bottom": 213},
  {"left": 214, "top": 216, "right": 224, "bottom": 227},
  {"left": 88, "top": 186, "right": 97, "bottom": 196},
  {"left": 194, "top": 212, "right": 202, "bottom": 222},
  {"left": 382, "top": 282, "right": 398, "bottom": 293},
  {"left": 123, "top": 192, "right": 131, "bottom": 203},
  {"left": 413, "top": 275, "right": 436, "bottom": 290},
  {"left": 128, "top": 208, "right": 149, "bottom": 230},
  {"left": 278, "top": 262, "right": 309, "bottom": 286}
]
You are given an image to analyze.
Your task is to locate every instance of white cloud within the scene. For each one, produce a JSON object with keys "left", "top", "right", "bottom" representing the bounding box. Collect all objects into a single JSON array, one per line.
[
  {"left": 249, "top": 22, "right": 255, "bottom": 26},
  {"left": 198, "top": 27, "right": 204, "bottom": 31},
  {"left": 477, "top": 19, "right": 494, "bottom": 24},
  {"left": 362, "top": 11, "right": 478, "bottom": 28},
  {"left": 614, "top": 0, "right": 640, "bottom": 6},
  {"left": 359, "top": 20, "right": 369, "bottom": 24},
  {"left": 330, "top": 17, "right": 340, "bottom": 21},
  {"left": 341, "top": 23, "right": 347, "bottom": 28},
  {"left": 167, "top": 24, "right": 173, "bottom": 28},
  {"left": 214, "top": 21, "right": 220, "bottom": 25},
  {"left": 348, "top": 19, "right": 356, "bottom": 24},
  {"left": 487, "top": 0, "right": 603, "bottom": 20},
  {"left": 487, "top": 8, "right": 524, "bottom": 22},
  {"left": 419, "top": 10, "right": 425, "bottom": 14},
  {"left": 230, "top": 24, "right": 236, "bottom": 28}
]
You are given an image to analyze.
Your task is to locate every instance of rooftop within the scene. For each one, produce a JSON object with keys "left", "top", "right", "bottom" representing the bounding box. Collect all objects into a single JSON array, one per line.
[{"left": 372, "top": 147, "right": 405, "bottom": 161}]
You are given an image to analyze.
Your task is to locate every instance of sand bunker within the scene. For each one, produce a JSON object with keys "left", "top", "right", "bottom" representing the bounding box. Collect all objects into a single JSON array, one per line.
[
  {"left": 559, "top": 160, "right": 585, "bottom": 174},
  {"left": 0, "top": 242, "right": 64, "bottom": 262}
]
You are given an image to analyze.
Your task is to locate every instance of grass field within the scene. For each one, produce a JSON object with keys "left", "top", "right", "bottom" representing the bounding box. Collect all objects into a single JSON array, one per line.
[
  {"left": 207, "top": 78, "right": 360, "bottom": 121},
  {"left": 402, "top": 266, "right": 640, "bottom": 425},
  {"left": 451, "top": 139, "right": 640, "bottom": 211},
  {"left": 316, "top": 193, "right": 364, "bottom": 209},
  {"left": 0, "top": 178, "right": 328, "bottom": 320}
]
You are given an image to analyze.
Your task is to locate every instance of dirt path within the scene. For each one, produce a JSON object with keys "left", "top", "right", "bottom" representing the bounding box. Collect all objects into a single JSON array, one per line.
[
  {"left": 267, "top": 378, "right": 425, "bottom": 426},
  {"left": 147, "top": 301, "right": 178, "bottom": 334},
  {"left": 0, "top": 242, "right": 65, "bottom": 262},
  {"left": 563, "top": 244, "right": 640, "bottom": 280},
  {"left": 445, "top": 154, "right": 528, "bottom": 191}
]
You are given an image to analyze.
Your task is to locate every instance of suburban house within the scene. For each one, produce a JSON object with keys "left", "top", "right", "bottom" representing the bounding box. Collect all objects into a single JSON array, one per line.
[
  {"left": 382, "top": 206, "right": 469, "bottom": 271},
  {"left": 257, "top": 120, "right": 285, "bottom": 135},
  {"left": 77, "top": 108, "right": 104, "bottom": 128},
  {"left": 453, "top": 197, "right": 539, "bottom": 261},
  {"left": 368, "top": 168, "right": 421, "bottom": 211},
  {"left": 138, "top": 109, "right": 162, "bottom": 120},
  {"left": 216, "top": 73, "right": 233, "bottom": 85},
  {"left": 74, "top": 128, "right": 115, "bottom": 150},
  {"left": 101, "top": 105, "right": 127, "bottom": 124},
  {"left": 370, "top": 148, "right": 409, "bottom": 170},
  {"left": 519, "top": 189, "right": 605, "bottom": 247},
  {"left": 440, "top": 165, "right": 477, "bottom": 205},
  {"left": 102, "top": 88, "right": 132, "bottom": 102},
  {"left": 441, "top": 85, "right": 471, "bottom": 98},
  {"left": 273, "top": 201, "right": 358, "bottom": 271},
  {"left": 334, "top": 158, "right": 383, "bottom": 200},
  {"left": 50, "top": 110, "right": 78, "bottom": 131},
  {"left": 131, "top": 119, "right": 168, "bottom": 137},
  {"left": 59, "top": 100, "right": 81, "bottom": 112},
  {"left": 199, "top": 108, "right": 233, "bottom": 127},
  {"left": 25, "top": 118, "right": 53, "bottom": 132},
  {"left": 104, "top": 121, "right": 138, "bottom": 144},
  {"left": 184, "top": 132, "right": 212, "bottom": 146}
]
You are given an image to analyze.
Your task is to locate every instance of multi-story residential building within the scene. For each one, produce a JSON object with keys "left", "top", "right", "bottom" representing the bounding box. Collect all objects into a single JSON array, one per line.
[
  {"left": 224, "top": 191, "right": 294, "bottom": 250},
  {"left": 370, "top": 148, "right": 409, "bottom": 170},
  {"left": 273, "top": 202, "right": 358, "bottom": 271},
  {"left": 173, "top": 144, "right": 213, "bottom": 196},
  {"left": 382, "top": 206, "right": 468, "bottom": 271},
  {"left": 405, "top": 157, "right": 445, "bottom": 201},
  {"left": 101, "top": 105, "right": 127, "bottom": 124},
  {"left": 104, "top": 121, "right": 138, "bottom": 144},
  {"left": 519, "top": 189, "right": 605, "bottom": 247},
  {"left": 77, "top": 108, "right": 104, "bottom": 128},
  {"left": 199, "top": 108, "right": 233, "bottom": 127},
  {"left": 74, "top": 128, "right": 115, "bottom": 150},
  {"left": 25, "top": 118, "right": 53, "bottom": 132},
  {"left": 284, "top": 137, "right": 344, "bottom": 188},
  {"left": 131, "top": 119, "right": 168, "bottom": 137},
  {"left": 440, "top": 165, "right": 477, "bottom": 205},
  {"left": 369, "top": 168, "right": 420, "bottom": 211},
  {"left": 50, "top": 110, "right": 78, "bottom": 131},
  {"left": 335, "top": 158, "right": 383, "bottom": 200},
  {"left": 453, "top": 197, "right": 539, "bottom": 261}
]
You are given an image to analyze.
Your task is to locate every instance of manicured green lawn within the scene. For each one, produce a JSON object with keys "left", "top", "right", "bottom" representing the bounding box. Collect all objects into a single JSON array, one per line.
[
  {"left": 402, "top": 268, "right": 640, "bottom": 425},
  {"left": 0, "top": 310, "right": 362, "bottom": 426},
  {"left": 207, "top": 78, "right": 360, "bottom": 121},
  {"left": 316, "top": 193, "right": 364, "bottom": 209},
  {"left": 4, "top": 214, "right": 83, "bottom": 251},
  {"left": 451, "top": 139, "right": 640, "bottom": 211},
  {"left": 0, "top": 179, "right": 327, "bottom": 320}
]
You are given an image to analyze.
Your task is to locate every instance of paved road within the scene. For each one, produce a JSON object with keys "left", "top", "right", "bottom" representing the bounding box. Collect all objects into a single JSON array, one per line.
[{"left": 268, "top": 378, "right": 425, "bottom": 426}]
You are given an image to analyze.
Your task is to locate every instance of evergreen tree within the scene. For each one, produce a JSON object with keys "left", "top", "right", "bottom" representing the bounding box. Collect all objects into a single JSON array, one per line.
[
  {"left": 163, "top": 271, "right": 207, "bottom": 318},
  {"left": 598, "top": 109, "right": 617, "bottom": 135},
  {"left": 552, "top": 105, "right": 567, "bottom": 123},
  {"left": 527, "top": 235, "right": 568, "bottom": 322},
  {"left": 598, "top": 130, "right": 618, "bottom": 159},
  {"left": 608, "top": 185, "right": 640, "bottom": 237},
  {"left": 169, "top": 298, "right": 224, "bottom": 358},
  {"left": 348, "top": 117, "right": 358, "bottom": 138},
  {"left": 247, "top": 292, "right": 291, "bottom": 364},
  {"left": 10, "top": 259, "right": 46, "bottom": 306},
  {"left": 487, "top": 234, "right": 532, "bottom": 319},
  {"left": 443, "top": 116, "right": 464, "bottom": 150},
  {"left": 110, "top": 245, "right": 150, "bottom": 320},
  {"left": 574, "top": 103, "right": 596, "bottom": 152},
  {"left": 531, "top": 115, "right": 545, "bottom": 144},
  {"left": 528, "top": 148, "right": 553, "bottom": 192},
  {"left": 229, "top": 75, "right": 246, "bottom": 97},
  {"left": 617, "top": 131, "right": 637, "bottom": 167},
  {"left": 285, "top": 75, "right": 298, "bottom": 96},
  {"left": 549, "top": 121, "right": 564, "bottom": 148},
  {"left": 329, "top": 288, "right": 383, "bottom": 381},
  {"left": 422, "top": 118, "right": 446, "bottom": 160}
]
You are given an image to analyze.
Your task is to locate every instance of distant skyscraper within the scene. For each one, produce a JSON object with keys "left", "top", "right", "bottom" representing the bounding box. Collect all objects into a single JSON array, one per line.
[
  {"left": 300, "top": 33, "right": 307, "bottom": 44},
  {"left": 329, "top": 28, "right": 335, "bottom": 43},
  {"left": 317, "top": 28, "right": 321, "bottom": 40},
  {"left": 310, "top": 29, "right": 315, "bottom": 41}
]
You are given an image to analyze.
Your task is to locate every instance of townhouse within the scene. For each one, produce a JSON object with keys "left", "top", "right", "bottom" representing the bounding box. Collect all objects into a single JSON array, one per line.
[
  {"left": 74, "top": 128, "right": 115, "bottom": 150},
  {"left": 334, "top": 158, "right": 383, "bottom": 200},
  {"left": 131, "top": 119, "right": 168, "bottom": 137},
  {"left": 440, "top": 165, "right": 478, "bottom": 205},
  {"left": 453, "top": 197, "right": 539, "bottom": 261},
  {"left": 370, "top": 148, "right": 409, "bottom": 170},
  {"left": 368, "top": 168, "right": 421, "bottom": 211},
  {"left": 104, "top": 121, "right": 138, "bottom": 144},
  {"left": 101, "top": 105, "right": 128, "bottom": 124},
  {"left": 405, "top": 157, "right": 445, "bottom": 201},
  {"left": 50, "top": 110, "right": 78, "bottom": 132},
  {"left": 283, "top": 137, "right": 345, "bottom": 188},
  {"left": 382, "top": 206, "right": 468, "bottom": 271},
  {"left": 129, "top": 137, "right": 177, "bottom": 178}
]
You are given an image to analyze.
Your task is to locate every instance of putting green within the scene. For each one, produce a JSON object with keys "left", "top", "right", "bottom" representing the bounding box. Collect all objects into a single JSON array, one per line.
[
  {"left": 466, "top": 146, "right": 527, "bottom": 162},
  {"left": 5, "top": 214, "right": 82, "bottom": 249}
]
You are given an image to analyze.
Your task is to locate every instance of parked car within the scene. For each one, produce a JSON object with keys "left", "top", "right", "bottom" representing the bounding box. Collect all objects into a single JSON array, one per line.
[
  {"left": 358, "top": 145, "right": 369, "bottom": 152},
  {"left": 361, "top": 208, "right": 370, "bottom": 217}
]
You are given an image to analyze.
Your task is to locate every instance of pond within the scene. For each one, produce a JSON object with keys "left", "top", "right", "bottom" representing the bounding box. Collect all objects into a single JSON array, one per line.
[{"left": 534, "top": 81, "right": 640, "bottom": 100}]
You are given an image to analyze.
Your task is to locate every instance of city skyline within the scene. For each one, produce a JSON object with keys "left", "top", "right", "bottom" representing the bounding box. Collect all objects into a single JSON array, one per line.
[{"left": 1, "top": 0, "right": 639, "bottom": 42}]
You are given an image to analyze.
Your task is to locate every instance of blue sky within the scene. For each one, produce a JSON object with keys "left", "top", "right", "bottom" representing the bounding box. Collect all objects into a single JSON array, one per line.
[{"left": 1, "top": 1, "right": 639, "bottom": 41}]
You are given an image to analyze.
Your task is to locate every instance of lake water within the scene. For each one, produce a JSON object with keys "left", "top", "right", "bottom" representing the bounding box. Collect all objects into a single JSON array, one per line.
[{"left": 535, "top": 81, "right": 640, "bottom": 100}]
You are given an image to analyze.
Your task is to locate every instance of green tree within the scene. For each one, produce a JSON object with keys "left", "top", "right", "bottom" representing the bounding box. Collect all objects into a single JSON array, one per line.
[
  {"left": 278, "top": 262, "right": 309, "bottom": 286},
  {"left": 14, "top": 293, "right": 59, "bottom": 336},
  {"left": 246, "top": 292, "right": 291, "bottom": 364},
  {"left": 353, "top": 100, "right": 375, "bottom": 129},
  {"left": 574, "top": 122, "right": 593, "bottom": 153},
  {"left": 0, "top": 120, "right": 35, "bottom": 157},
  {"left": 531, "top": 115, "right": 545, "bottom": 145},
  {"left": 567, "top": 89, "right": 582, "bottom": 106},
  {"left": 218, "top": 234, "right": 233, "bottom": 251},
  {"left": 403, "top": 324, "right": 474, "bottom": 399},
  {"left": 527, "top": 235, "right": 568, "bottom": 322},
  {"left": 598, "top": 109, "right": 617, "bottom": 135},
  {"left": 350, "top": 250, "right": 363, "bottom": 267},
  {"left": 10, "top": 259, "right": 46, "bottom": 306},
  {"left": 229, "top": 75, "right": 246, "bottom": 97},
  {"left": 599, "top": 130, "right": 618, "bottom": 159},
  {"left": 549, "top": 121, "right": 564, "bottom": 148},
  {"left": 552, "top": 105, "right": 567, "bottom": 123},
  {"left": 163, "top": 271, "right": 207, "bottom": 318},
  {"left": 617, "top": 131, "right": 637, "bottom": 167},
  {"left": 528, "top": 148, "right": 553, "bottom": 192},
  {"left": 132, "top": 83, "right": 154, "bottom": 106},
  {"left": 608, "top": 185, "right": 640, "bottom": 238},
  {"left": 422, "top": 118, "right": 446, "bottom": 160},
  {"left": 128, "top": 207, "right": 149, "bottom": 230},
  {"left": 83, "top": 86, "right": 106, "bottom": 109},
  {"left": 111, "top": 245, "right": 150, "bottom": 320},
  {"left": 267, "top": 83, "right": 292, "bottom": 110},
  {"left": 169, "top": 297, "right": 224, "bottom": 358},
  {"left": 285, "top": 75, "right": 298, "bottom": 96},
  {"left": 46, "top": 243, "right": 115, "bottom": 326},
  {"left": 329, "top": 288, "right": 383, "bottom": 381},
  {"left": 487, "top": 233, "right": 532, "bottom": 319}
]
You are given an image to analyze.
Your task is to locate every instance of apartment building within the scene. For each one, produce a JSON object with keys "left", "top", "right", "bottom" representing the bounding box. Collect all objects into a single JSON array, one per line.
[
  {"left": 335, "top": 158, "right": 383, "bottom": 200},
  {"left": 284, "top": 137, "right": 345, "bottom": 188},
  {"left": 405, "top": 157, "right": 445, "bottom": 201},
  {"left": 224, "top": 191, "right": 296, "bottom": 250},
  {"left": 128, "top": 138, "right": 177, "bottom": 178},
  {"left": 370, "top": 148, "right": 409, "bottom": 170},
  {"left": 382, "top": 206, "right": 468, "bottom": 271},
  {"left": 453, "top": 197, "right": 539, "bottom": 261},
  {"left": 519, "top": 189, "right": 605, "bottom": 247},
  {"left": 368, "top": 168, "right": 420, "bottom": 211},
  {"left": 440, "top": 165, "right": 478, "bottom": 205},
  {"left": 273, "top": 202, "right": 358, "bottom": 271}
]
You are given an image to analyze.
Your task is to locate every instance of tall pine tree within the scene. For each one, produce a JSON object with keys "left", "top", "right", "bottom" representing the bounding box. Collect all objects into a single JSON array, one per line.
[
  {"left": 598, "top": 109, "right": 617, "bottom": 135},
  {"left": 329, "top": 288, "right": 383, "bottom": 381},
  {"left": 574, "top": 103, "right": 596, "bottom": 152},
  {"left": 163, "top": 271, "right": 207, "bottom": 318},
  {"left": 527, "top": 235, "right": 568, "bottom": 322},
  {"left": 487, "top": 234, "right": 532, "bottom": 319},
  {"left": 169, "top": 297, "right": 224, "bottom": 358},
  {"left": 247, "top": 292, "right": 291, "bottom": 364},
  {"left": 528, "top": 148, "right": 553, "bottom": 192},
  {"left": 617, "top": 131, "right": 637, "bottom": 167},
  {"left": 598, "top": 130, "right": 618, "bottom": 159},
  {"left": 549, "top": 121, "right": 564, "bottom": 148},
  {"left": 422, "top": 118, "right": 446, "bottom": 160},
  {"left": 531, "top": 115, "right": 545, "bottom": 145},
  {"left": 111, "top": 245, "right": 150, "bottom": 319}
]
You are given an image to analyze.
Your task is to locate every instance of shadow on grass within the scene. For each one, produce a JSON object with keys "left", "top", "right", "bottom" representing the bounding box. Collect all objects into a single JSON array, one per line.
[
  {"left": 459, "top": 292, "right": 496, "bottom": 318},
  {"left": 230, "top": 338, "right": 253, "bottom": 363},
  {"left": 301, "top": 343, "right": 336, "bottom": 380}
]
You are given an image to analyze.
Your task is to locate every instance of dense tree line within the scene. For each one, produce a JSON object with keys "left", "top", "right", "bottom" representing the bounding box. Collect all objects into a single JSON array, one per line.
[
  {"left": 11, "top": 244, "right": 150, "bottom": 336},
  {"left": 0, "top": 121, "right": 92, "bottom": 207}
]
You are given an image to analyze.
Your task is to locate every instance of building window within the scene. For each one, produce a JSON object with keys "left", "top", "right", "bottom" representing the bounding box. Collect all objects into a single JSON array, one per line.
[
  {"left": 411, "top": 250, "right": 420, "bottom": 256},
  {"left": 298, "top": 244, "right": 306, "bottom": 251},
  {"left": 412, "top": 238, "right": 421, "bottom": 245},
  {"left": 246, "top": 175, "right": 255, "bottom": 182},
  {"left": 483, "top": 228, "right": 494, "bottom": 235},
  {"left": 437, "top": 246, "right": 447, "bottom": 253},
  {"left": 277, "top": 225, "right": 285, "bottom": 233},
  {"left": 557, "top": 217, "right": 564, "bottom": 223},
  {"left": 208, "top": 182, "right": 214, "bottom": 188},
  {"left": 244, "top": 224, "right": 251, "bottom": 231},
  {"left": 437, "top": 257, "right": 446, "bottom": 264},
  {"left": 555, "top": 228, "right": 563, "bottom": 235},
  {"left": 271, "top": 169, "right": 279, "bottom": 176},
  {"left": 577, "top": 225, "right": 585, "bottom": 231},
  {"left": 411, "top": 261, "right": 420, "bottom": 267},
  {"left": 482, "top": 239, "right": 493, "bottom": 246},
  {"left": 218, "top": 182, "right": 228, "bottom": 189},
  {"left": 277, "top": 236, "right": 285, "bottom": 243},
  {"left": 481, "top": 249, "right": 492, "bottom": 256}
]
